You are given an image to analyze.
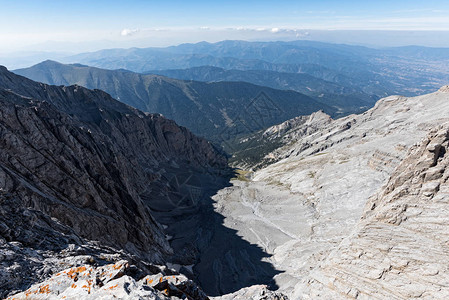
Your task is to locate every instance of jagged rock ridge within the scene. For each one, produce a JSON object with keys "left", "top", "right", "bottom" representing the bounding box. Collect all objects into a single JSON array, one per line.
[
  {"left": 0, "top": 66, "right": 227, "bottom": 297},
  {"left": 229, "top": 110, "right": 333, "bottom": 169}
]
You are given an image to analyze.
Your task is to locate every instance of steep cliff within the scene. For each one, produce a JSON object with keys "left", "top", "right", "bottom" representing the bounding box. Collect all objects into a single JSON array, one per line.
[{"left": 0, "top": 66, "right": 227, "bottom": 297}]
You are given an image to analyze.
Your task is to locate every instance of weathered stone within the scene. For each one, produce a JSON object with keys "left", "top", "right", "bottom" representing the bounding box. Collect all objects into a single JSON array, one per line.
[
  {"left": 212, "top": 285, "right": 288, "bottom": 300},
  {"left": 7, "top": 260, "right": 209, "bottom": 300},
  {"left": 303, "top": 124, "right": 449, "bottom": 299}
]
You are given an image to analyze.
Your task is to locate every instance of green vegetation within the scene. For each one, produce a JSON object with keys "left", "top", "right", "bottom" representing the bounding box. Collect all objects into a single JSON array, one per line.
[
  {"left": 231, "top": 169, "right": 251, "bottom": 182},
  {"left": 308, "top": 171, "right": 316, "bottom": 178}
]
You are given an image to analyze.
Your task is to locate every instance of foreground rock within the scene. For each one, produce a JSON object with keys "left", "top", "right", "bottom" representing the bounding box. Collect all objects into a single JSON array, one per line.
[{"left": 7, "top": 260, "right": 208, "bottom": 300}]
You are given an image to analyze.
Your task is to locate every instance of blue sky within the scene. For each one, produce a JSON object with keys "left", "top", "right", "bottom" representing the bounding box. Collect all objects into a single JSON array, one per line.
[{"left": 1, "top": 0, "right": 449, "bottom": 53}]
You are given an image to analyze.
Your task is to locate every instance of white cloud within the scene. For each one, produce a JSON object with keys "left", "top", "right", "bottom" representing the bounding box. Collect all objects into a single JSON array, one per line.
[
  {"left": 120, "top": 28, "right": 140, "bottom": 37},
  {"left": 271, "top": 28, "right": 280, "bottom": 33},
  {"left": 296, "top": 31, "right": 310, "bottom": 38}
]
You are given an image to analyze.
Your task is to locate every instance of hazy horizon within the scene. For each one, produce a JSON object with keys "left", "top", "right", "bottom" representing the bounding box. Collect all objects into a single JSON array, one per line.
[
  {"left": 2, "top": 0, "right": 449, "bottom": 53},
  {"left": 3, "top": 31, "right": 449, "bottom": 70},
  {"left": 2, "top": 0, "right": 449, "bottom": 69}
]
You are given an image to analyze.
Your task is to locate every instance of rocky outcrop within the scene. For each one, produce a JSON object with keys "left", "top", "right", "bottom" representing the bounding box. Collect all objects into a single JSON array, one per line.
[
  {"left": 439, "top": 85, "right": 449, "bottom": 92},
  {"left": 212, "top": 285, "right": 288, "bottom": 300},
  {"left": 303, "top": 124, "right": 449, "bottom": 299},
  {"left": 7, "top": 260, "right": 209, "bottom": 300},
  {"left": 262, "top": 110, "right": 332, "bottom": 140},
  {"left": 229, "top": 110, "right": 333, "bottom": 169},
  {"left": 0, "top": 66, "right": 227, "bottom": 297}
]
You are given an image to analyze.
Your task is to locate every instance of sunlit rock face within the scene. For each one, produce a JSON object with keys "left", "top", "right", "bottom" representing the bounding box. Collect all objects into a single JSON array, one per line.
[{"left": 303, "top": 124, "right": 449, "bottom": 299}]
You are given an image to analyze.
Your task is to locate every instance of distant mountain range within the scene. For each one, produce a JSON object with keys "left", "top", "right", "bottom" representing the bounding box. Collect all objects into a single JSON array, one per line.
[
  {"left": 61, "top": 40, "right": 449, "bottom": 97},
  {"left": 14, "top": 60, "right": 335, "bottom": 146},
  {"left": 15, "top": 40, "right": 449, "bottom": 149},
  {"left": 144, "top": 66, "right": 376, "bottom": 111}
]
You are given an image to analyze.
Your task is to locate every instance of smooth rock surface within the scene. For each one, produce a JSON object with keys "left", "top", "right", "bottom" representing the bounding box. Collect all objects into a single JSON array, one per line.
[{"left": 302, "top": 125, "right": 449, "bottom": 299}]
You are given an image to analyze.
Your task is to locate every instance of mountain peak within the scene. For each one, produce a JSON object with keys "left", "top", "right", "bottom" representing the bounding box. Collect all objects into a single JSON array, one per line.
[
  {"left": 439, "top": 85, "right": 449, "bottom": 92},
  {"left": 38, "top": 59, "right": 63, "bottom": 66}
]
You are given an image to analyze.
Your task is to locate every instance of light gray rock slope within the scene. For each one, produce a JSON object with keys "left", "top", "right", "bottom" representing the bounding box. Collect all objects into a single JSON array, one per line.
[
  {"left": 302, "top": 121, "right": 449, "bottom": 299},
  {"left": 212, "top": 86, "right": 449, "bottom": 298}
]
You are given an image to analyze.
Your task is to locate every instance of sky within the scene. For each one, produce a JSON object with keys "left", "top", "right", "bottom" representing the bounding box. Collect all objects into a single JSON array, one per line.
[{"left": 1, "top": 0, "right": 449, "bottom": 55}]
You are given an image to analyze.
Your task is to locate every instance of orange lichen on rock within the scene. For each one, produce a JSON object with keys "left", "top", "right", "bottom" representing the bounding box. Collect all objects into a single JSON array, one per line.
[
  {"left": 112, "top": 261, "right": 128, "bottom": 270},
  {"left": 25, "top": 289, "right": 36, "bottom": 297},
  {"left": 64, "top": 265, "right": 90, "bottom": 283},
  {"left": 71, "top": 283, "right": 77, "bottom": 289},
  {"left": 38, "top": 284, "right": 50, "bottom": 294},
  {"left": 78, "top": 266, "right": 87, "bottom": 273},
  {"left": 86, "top": 279, "right": 92, "bottom": 294},
  {"left": 66, "top": 268, "right": 76, "bottom": 279},
  {"left": 108, "top": 284, "right": 118, "bottom": 290}
]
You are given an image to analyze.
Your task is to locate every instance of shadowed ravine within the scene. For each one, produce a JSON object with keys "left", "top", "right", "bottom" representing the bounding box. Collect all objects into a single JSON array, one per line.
[
  {"left": 0, "top": 65, "right": 280, "bottom": 298},
  {"left": 142, "top": 165, "right": 281, "bottom": 296}
]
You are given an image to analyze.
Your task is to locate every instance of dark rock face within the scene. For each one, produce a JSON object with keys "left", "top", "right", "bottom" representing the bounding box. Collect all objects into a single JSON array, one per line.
[{"left": 0, "top": 66, "right": 227, "bottom": 296}]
